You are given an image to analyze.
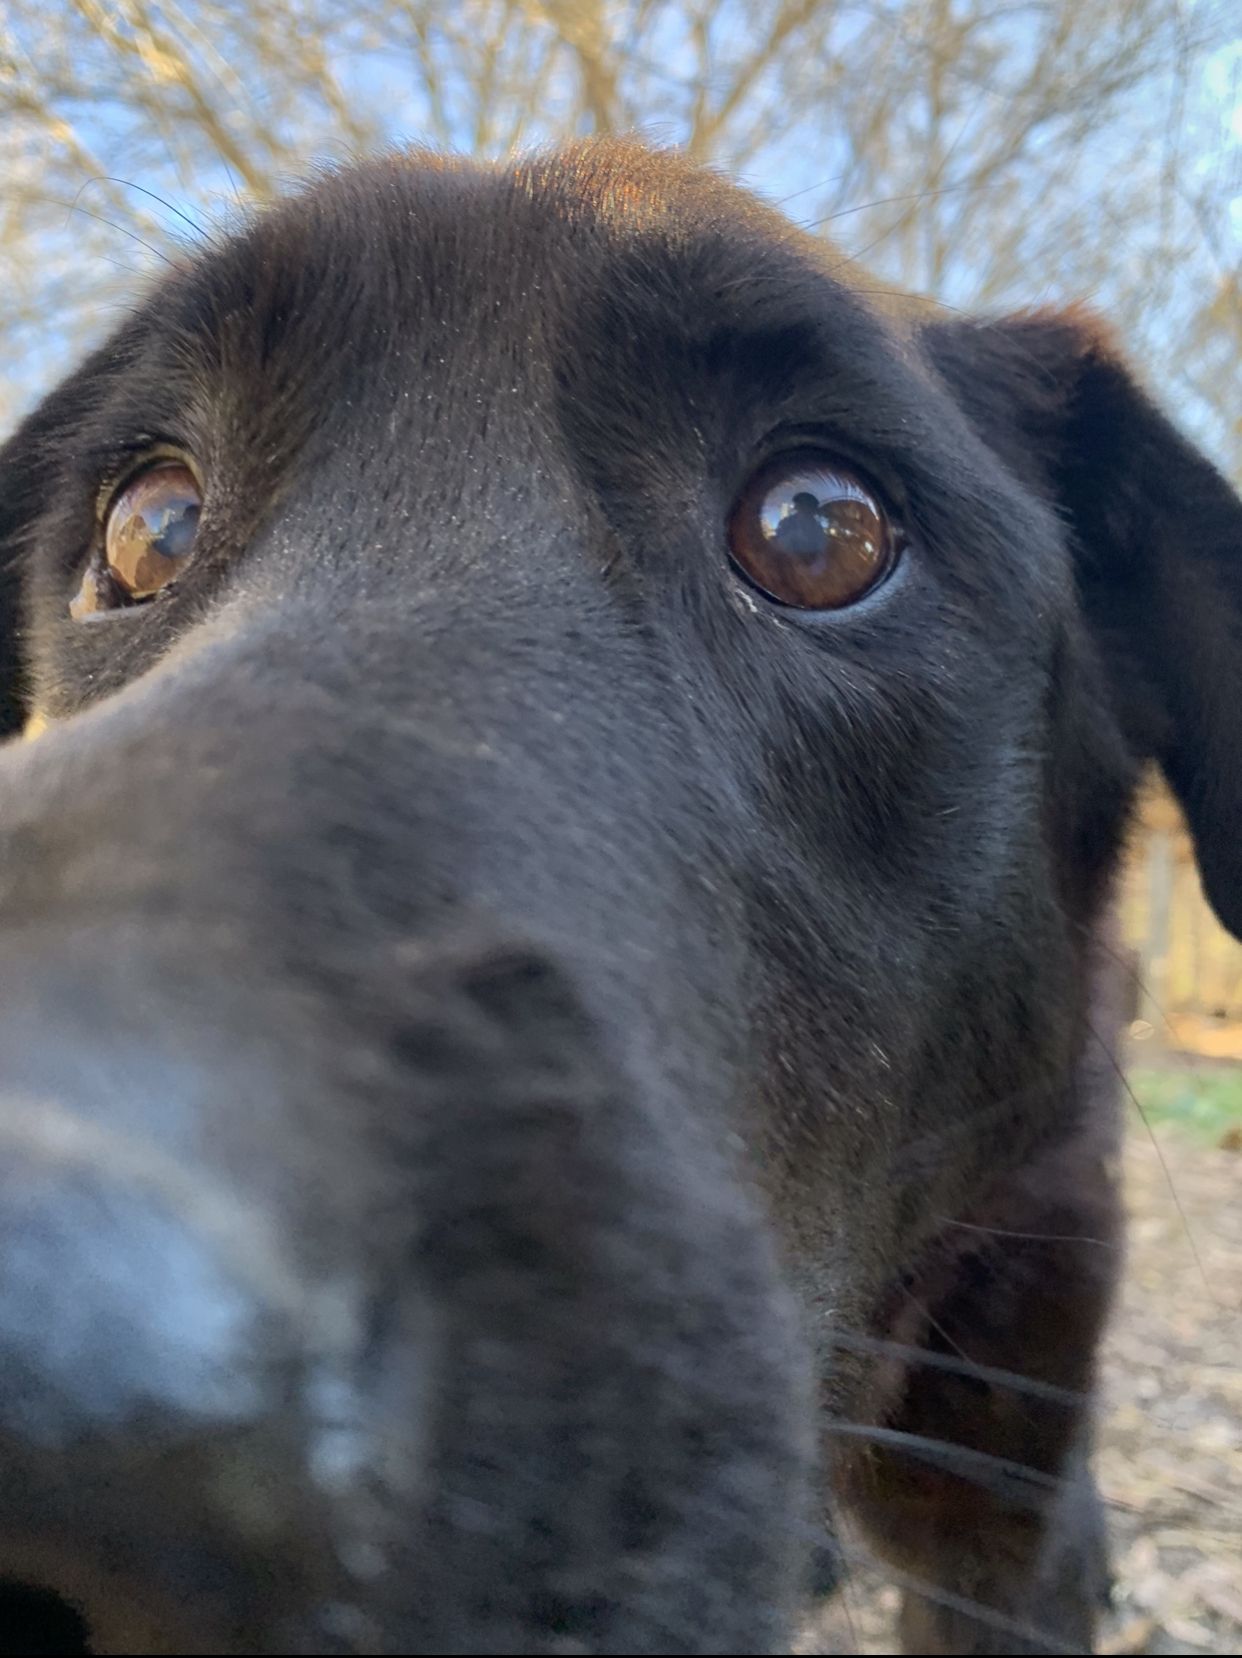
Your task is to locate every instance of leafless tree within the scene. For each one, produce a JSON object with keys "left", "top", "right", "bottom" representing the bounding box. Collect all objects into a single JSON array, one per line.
[{"left": 2, "top": 0, "right": 1240, "bottom": 468}]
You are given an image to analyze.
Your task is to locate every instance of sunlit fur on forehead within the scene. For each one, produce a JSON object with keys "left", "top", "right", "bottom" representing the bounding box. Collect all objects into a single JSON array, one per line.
[
  {"left": 176, "top": 140, "right": 818, "bottom": 363},
  {"left": 509, "top": 140, "right": 807, "bottom": 247},
  {"left": 22, "top": 138, "right": 1048, "bottom": 658},
  {"left": 243, "top": 138, "right": 846, "bottom": 326},
  {"left": 132, "top": 140, "right": 908, "bottom": 488}
]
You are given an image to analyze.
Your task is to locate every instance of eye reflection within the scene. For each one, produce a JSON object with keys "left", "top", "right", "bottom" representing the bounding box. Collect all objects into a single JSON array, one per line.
[
  {"left": 70, "top": 459, "right": 203, "bottom": 621},
  {"left": 729, "top": 454, "right": 898, "bottom": 610},
  {"left": 760, "top": 473, "right": 883, "bottom": 562},
  {"left": 106, "top": 463, "right": 202, "bottom": 599}
]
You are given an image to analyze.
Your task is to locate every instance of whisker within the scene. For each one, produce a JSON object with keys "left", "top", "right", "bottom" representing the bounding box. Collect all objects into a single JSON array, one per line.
[
  {"left": 88, "top": 256, "right": 152, "bottom": 281},
  {"left": 828, "top": 1330, "right": 1088, "bottom": 1407},
  {"left": 67, "top": 176, "right": 204, "bottom": 239},
  {"left": 935, "top": 1216, "right": 1119, "bottom": 1250},
  {"left": 803, "top": 1525, "right": 1082, "bottom": 1654},
  {"left": 832, "top": 1564, "right": 863, "bottom": 1651},
  {"left": 772, "top": 170, "right": 850, "bottom": 207},
  {"left": 896, "top": 1280, "right": 980, "bottom": 1375},
  {"left": 1085, "top": 1013, "right": 1218, "bottom": 1303},
  {"left": 802, "top": 177, "right": 1004, "bottom": 232},
  {"left": 823, "top": 1422, "right": 1063, "bottom": 1504},
  {"left": 57, "top": 203, "right": 176, "bottom": 269},
  {"left": 1070, "top": 918, "right": 1181, "bottom": 1045}
]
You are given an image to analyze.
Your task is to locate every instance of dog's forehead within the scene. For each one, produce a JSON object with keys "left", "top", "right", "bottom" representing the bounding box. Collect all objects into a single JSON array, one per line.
[
  {"left": 154, "top": 142, "right": 887, "bottom": 384},
  {"left": 96, "top": 139, "right": 961, "bottom": 523},
  {"left": 7, "top": 140, "right": 1062, "bottom": 656}
]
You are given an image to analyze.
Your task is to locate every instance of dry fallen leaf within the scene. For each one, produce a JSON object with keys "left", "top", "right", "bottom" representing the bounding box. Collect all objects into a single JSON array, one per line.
[{"left": 1097, "top": 1614, "right": 1158, "bottom": 1655}]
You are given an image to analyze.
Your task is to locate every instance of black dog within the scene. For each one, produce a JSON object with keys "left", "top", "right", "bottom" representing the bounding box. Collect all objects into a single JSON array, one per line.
[{"left": 0, "top": 142, "right": 1238, "bottom": 1656}]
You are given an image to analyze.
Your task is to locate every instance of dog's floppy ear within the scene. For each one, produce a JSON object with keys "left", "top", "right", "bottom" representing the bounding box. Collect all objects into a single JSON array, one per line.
[
  {"left": 0, "top": 444, "right": 31, "bottom": 740},
  {"left": 0, "top": 391, "right": 70, "bottom": 739},
  {"left": 922, "top": 310, "right": 1242, "bottom": 942}
]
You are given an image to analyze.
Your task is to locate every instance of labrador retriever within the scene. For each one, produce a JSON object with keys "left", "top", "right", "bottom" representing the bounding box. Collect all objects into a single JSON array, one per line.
[{"left": 0, "top": 141, "right": 1239, "bottom": 1657}]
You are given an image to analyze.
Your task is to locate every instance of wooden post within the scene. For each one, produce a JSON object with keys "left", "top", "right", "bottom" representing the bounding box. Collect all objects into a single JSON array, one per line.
[{"left": 1141, "top": 828, "right": 1173, "bottom": 1043}]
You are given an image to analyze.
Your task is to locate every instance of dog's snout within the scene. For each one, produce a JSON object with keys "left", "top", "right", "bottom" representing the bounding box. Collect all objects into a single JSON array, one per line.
[
  {"left": 0, "top": 1086, "right": 373, "bottom": 1653},
  {"left": 0, "top": 1136, "right": 267, "bottom": 1441},
  {"left": 0, "top": 1106, "right": 270, "bottom": 1647}
]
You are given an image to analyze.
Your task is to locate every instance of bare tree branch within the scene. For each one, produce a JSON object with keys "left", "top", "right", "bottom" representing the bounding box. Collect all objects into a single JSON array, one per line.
[{"left": 2, "top": 0, "right": 1239, "bottom": 477}]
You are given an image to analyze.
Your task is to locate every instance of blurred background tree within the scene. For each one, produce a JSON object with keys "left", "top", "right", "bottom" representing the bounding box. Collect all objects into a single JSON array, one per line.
[{"left": 1, "top": 0, "right": 1241, "bottom": 472}]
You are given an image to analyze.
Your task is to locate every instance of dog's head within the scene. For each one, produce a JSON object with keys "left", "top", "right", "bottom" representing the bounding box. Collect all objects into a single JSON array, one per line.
[{"left": 0, "top": 143, "right": 1239, "bottom": 1653}]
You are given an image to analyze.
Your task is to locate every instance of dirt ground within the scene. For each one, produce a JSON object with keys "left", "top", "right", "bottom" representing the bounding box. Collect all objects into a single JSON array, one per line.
[{"left": 799, "top": 1084, "right": 1242, "bottom": 1655}]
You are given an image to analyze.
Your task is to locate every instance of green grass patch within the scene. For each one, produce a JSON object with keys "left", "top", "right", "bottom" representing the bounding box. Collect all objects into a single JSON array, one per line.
[{"left": 1124, "top": 1066, "right": 1242, "bottom": 1143}]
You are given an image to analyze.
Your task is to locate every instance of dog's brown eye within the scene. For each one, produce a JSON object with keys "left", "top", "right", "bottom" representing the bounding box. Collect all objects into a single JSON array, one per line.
[
  {"left": 104, "top": 463, "right": 202, "bottom": 597},
  {"left": 728, "top": 454, "right": 898, "bottom": 609},
  {"left": 71, "top": 462, "right": 203, "bottom": 620}
]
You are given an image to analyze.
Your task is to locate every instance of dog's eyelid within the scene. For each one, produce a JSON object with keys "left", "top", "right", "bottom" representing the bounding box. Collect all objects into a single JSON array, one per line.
[
  {"left": 742, "top": 427, "right": 911, "bottom": 513},
  {"left": 93, "top": 446, "right": 204, "bottom": 521}
]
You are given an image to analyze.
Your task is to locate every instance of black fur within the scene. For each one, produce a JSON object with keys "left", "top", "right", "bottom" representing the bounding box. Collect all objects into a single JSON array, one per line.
[{"left": 0, "top": 143, "right": 1238, "bottom": 1655}]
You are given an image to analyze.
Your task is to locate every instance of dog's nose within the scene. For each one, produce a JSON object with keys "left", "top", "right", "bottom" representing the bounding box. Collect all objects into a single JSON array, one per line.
[
  {"left": 0, "top": 1145, "right": 267, "bottom": 1445},
  {"left": 0, "top": 1097, "right": 353, "bottom": 1654}
]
